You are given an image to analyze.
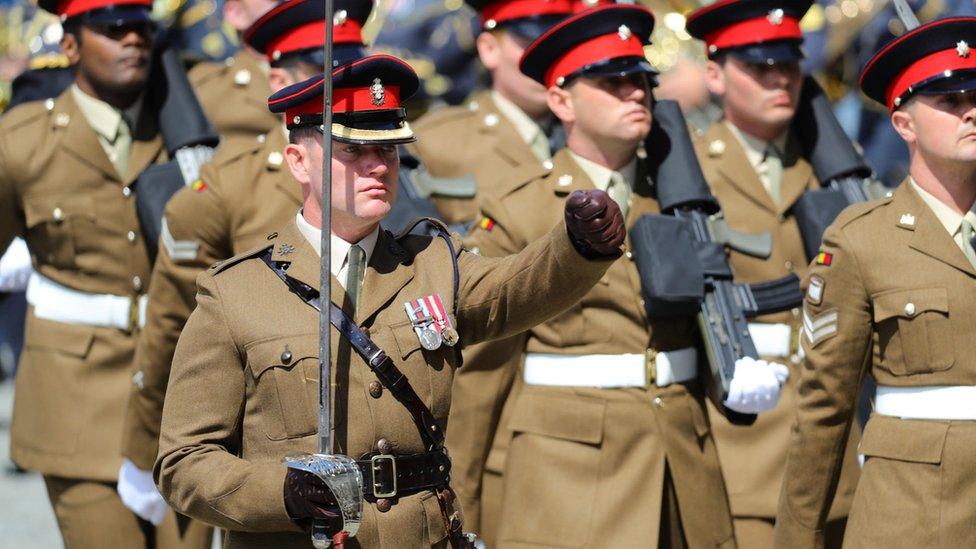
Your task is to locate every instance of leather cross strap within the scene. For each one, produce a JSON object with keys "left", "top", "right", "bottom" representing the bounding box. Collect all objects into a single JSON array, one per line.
[{"left": 260, "top": 249, "right": 445, "bottom": 451}]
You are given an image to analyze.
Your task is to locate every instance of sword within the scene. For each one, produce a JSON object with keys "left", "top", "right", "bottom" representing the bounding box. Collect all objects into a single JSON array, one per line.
[{"left": 891, "top": 0, "right": 920, "bottom": 30}]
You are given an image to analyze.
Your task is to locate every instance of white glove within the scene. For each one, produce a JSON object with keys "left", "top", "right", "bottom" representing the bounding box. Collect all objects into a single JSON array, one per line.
[
  {"left": 723, "top": 357, "right": 790, "bottom": 414},
  {"left": 117, "top": 458, "right": 168, "bottom": 526},
  {"left": 0, "top": 238, "right": 32, "bottom": 292}
]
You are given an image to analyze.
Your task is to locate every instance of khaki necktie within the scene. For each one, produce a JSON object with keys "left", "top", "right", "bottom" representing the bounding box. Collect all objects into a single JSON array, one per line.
[
  {"left": 960, "top": 219, "right": 976, "bottom": 268},
  {"left": 607, "top": 171, "right": 632, "bottom": 219},
  {"left": 344, "top": 244, "right": 366, "bottom": 310},
  {"left": 112, "top": 116, "right": 132, "bottom": 177},
  {"left": 762, "top": 146, "right": 783, "bottom": 205}
]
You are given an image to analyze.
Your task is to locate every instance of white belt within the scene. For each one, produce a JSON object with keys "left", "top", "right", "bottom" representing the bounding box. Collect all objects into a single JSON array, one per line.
[
  {"left": 747, "top": 322, "right": 793, "bottom": 358},
  {"left": 523, "top": 348, "right": 697, "bottom": 389},
  {"left": 876, "top": 385, "right": 976, "bottom": 421},
  {"left": 26, "top": 272, "right": 147, "bottom": 330}
]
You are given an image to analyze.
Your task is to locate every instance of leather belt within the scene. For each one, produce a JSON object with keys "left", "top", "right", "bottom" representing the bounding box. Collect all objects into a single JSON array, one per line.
[
  {"left": 876, "top": 385, "right": 976, "bottom": 421},
  {"left": 357, "top": 449, "right": 451, "bottom": 501},
  {"left": 523, "top": 348, "right": 698, "bottom": 389}
]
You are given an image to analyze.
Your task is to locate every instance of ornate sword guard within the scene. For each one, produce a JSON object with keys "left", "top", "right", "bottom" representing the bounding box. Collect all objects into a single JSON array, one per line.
[{"left": 285, "top": 453, "right": 365, "bottom": 548}]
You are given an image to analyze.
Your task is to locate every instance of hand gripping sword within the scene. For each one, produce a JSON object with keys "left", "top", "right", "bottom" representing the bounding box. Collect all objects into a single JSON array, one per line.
[{"left": 285, "top": 1, "right": 365, "bottom": 546}]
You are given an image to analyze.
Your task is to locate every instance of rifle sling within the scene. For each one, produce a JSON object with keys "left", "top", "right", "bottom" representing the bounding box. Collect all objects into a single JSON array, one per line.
[{"left": 260, "top": 248, "right": 445, "bottom": 451}]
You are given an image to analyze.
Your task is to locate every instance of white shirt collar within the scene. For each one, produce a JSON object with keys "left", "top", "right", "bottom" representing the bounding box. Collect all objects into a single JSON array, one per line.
[
  {"left": 295, "top": 211, "right": 379, "bottom": 276},
  {"left": 568, "top": 150, "right": 637, "bottom": 192},
  {"left": 71, "top": 84, "right": 142, "bottom": 141},
  {"left": 909, "top": 178, "right": 976, "bottom": 237},
  {"left": 724, "top": 120, "right": 788, "bottom": 171},
  {"left": 491, "top": 90, "right": 545, "bottom": 147}
]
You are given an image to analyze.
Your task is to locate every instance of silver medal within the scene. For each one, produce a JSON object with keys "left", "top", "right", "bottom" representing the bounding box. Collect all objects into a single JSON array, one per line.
[
  {"left": 419, "top": 326, "right": 443, "bottom": 350},
  {"left": 441, "top": 327, "right": 459, "bottom": 347}
]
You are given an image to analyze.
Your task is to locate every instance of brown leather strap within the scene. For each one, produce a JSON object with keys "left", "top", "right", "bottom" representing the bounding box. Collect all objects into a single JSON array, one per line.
[{"left": 355, "top": 450, "right": 451, "bottom": 501}]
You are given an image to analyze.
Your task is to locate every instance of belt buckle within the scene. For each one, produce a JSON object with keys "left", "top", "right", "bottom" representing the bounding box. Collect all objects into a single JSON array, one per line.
[
  {"left": 371, "top": 454, "right": 397, "bottom": 499},
  {"left": 645, "top": 349, "right": 657, "bottom": 389},
  {"left": 127, "top": 295, "right": 140, "bottom": 333}
]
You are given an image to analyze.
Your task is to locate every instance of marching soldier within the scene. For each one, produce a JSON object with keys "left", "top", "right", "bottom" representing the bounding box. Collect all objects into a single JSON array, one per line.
[
  {"left": 187, "top": 0, "right": 280, "bottom": 140},
  {"left": 120, "top": 0, "right": 367, "bottom": 499},
  {"left": 683, "top": 1, "right": 861, "bottom": 546},
  {"left": 776, "top": 17, "right": 976, "bottom": 547},
  {"left": 408, "top": 0, "right": 578, "bottom": 226},
  {"left": 155, "top": 53, "right": 628, "bottom": 548},
  {"left": 0, "top": 0, "right": 210, "bottom": 546},
  {"left": 459, "top": 6, "right": 788, "bottom": 547}
]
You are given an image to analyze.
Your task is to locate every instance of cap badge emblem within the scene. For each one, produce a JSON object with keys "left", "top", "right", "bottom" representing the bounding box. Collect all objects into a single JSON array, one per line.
[
  {"left": 767, "top": 8, "right": 785, "bottom": 25},
  {"left": 370, "top": 78, "right": 386, "bottom": 106},
  {"left": 334, "top": 9, "right": 348, "bottom": 25},
  {"left": 957, "top": 40, "right": 970, "bottom": 58},
  {"left": 583, "top": 0, "right": 597, "bottom": 6},
  {"left": 618, "top": 25, "right": 632, "bottom": 41}
]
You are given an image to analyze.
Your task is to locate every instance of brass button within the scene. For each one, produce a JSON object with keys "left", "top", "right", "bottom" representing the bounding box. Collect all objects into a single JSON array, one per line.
[
  {"left": 784, "top": 260, "right": 793, "bottom": 270},
  {"left": 376, "top": 498, "right": 392, "bottom": 512},
  {"left": 127, "top": 230, "right": 137, "bottom": 243},
  {"left": 653, "top": 397, "right": 664, "bottom": 408},
  {"left": 368, "top": 381, "right": 383, "bottom": 398},
  {"left": 904, "top": 302, "right": 916, "bottom": 316},
  {"left": 122, "top": 186, "right": 132, "bottom": 197},
  {"left": 53, "top": 207, "right": 64, "bottom": 222},
  {"left": 377, "top": 438, "right": 392, "bottom": 454},
  {"left": 280, "top": 350, "right": 293, "bottom": 364},
  {"left": 132, "top": 276, "right": 143, "bottom": 292}
]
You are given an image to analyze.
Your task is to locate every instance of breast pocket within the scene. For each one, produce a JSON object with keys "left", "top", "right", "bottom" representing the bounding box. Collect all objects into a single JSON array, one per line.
[
  {"left": 23, "top": 194, "right": 96, "bottom": 269},
  {"left": 389, "top": 320, "right": 452, "bottom": 420},
  {"left": 872, "top": 287, "right": 953, "bottom": 376},
  {"left": 245, "top": 335, "right": 319, "bottom": 440}
]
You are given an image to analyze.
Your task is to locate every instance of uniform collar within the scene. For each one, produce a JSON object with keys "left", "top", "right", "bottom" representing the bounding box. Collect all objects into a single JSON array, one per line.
[
  {"left": 567, "top": 149, "right": 637, "bottom": 193},
  {"left": 491, "top": 90, "right": 545, "bottom": 150},
  {"left": 909, "top": 177, "right": 976, "bottom": 237},
  {"left": 724, "top": 119, "right": 788, "bottom": 172},
  {"left": 295, "top": 210, "right": 379, "bottom": 275},
  {"left": 70, "top": 83, "right": 143, "bottom": 142}
]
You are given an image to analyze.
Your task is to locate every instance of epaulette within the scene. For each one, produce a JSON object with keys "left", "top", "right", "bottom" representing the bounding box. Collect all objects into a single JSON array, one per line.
[
  {"left": 412, "top": 104, "right": 476, "bottom": 132},
  {"left": 494, "top": 161, "right": 552, "bottom": 199},
  {"left": 832, "top": 194, "right": 894, "bottom": 230},
  {"left": 209, "top": 133, "right": 266, "bottom": 168},
  {"left": 188, "top": 59, "right": 228, "bottom": 87},
  {"left": 208, "top": 243, "right": 272, "bottom": 275},
  {"left": 0, "top": 98, "right": 51, "bottom": 132}
]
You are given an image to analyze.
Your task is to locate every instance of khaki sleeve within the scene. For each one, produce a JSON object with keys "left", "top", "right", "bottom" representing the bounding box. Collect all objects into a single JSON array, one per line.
[
  {"left": 0, "top": 133, "right": 24, "bottom": 255},
  {"left": 155, "top": 271, "right": 295, "bottom": 532},
  {"left": 774, "top": 223, "right": 872, "bottom": 548},
  {"left": 121, "top": 169, "right": 234, "bottom": 469}
]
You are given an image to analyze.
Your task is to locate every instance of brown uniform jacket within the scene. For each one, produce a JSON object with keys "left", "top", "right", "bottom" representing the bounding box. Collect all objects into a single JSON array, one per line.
[
  {"left": 693, "top": 122, "right": 860, "bottom": 520},
  {"left": 450, "top": 149, "right": 735, "bottom": 548},
  {"left": 409, "top": 90, "right": 546, "bottom": 225},
  {"left": 189, "top": 50, "right": 277, "bottom": 140},
  {"left": 121, "top": 129, "right": 301, "bottom": 469},
  {"left": 155, "top": 217, "right": 614, "bottom": 548},
  {"left": 0, "top": 90, "right": 165, "bottom": 480},
  {"left": 776, "top": 182, "right": 976, "bottom": 548}
]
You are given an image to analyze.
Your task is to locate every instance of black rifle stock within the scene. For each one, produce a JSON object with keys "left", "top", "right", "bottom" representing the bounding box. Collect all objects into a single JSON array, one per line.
[
  {"left": 630, "top": 100, "right": 803, "bottom": 423},
  {"left": 792, "top": 75, "right": 889, "bottom": 259}
]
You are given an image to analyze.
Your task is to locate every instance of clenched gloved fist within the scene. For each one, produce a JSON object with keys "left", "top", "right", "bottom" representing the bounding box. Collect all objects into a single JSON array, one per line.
[
  {"left": 564, "top": 189, "right": 626, "bottom": 258},
  {"left": 283, "top": 468, "right": 342, "bottom": 533},
  {"left": 723, "top": 356, "right": 790, "bottom": 414}
]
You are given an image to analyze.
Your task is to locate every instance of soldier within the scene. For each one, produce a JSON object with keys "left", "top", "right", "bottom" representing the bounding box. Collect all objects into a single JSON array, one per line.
[
  {"left": 776, "top": 16, "right": 976, "bottom": 547},
  {"left": 458, "top": 5, "right": 788, "bottom": 548},
  {"left": 120, "top": 0, "right": 366, "bottom": 507},
  {"left": 0, "top": 0, "right": 210, "bottom": 546},
  {"left": 683, "top": 1, "right": 861, "bottom": 546},
  {"left": 155, "top": 53, "right": 627, "bottom": 548},
  {"left": 408, "top": 0, "right": 579, "bottom": 226}
]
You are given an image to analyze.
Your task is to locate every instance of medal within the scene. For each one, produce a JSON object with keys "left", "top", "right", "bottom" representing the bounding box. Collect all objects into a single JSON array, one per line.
[
  {"left": 427, "top": 293, "right": 459, "bottom": 347},
  {"left": 419, "top": 326, "right": 443, "bottom": 350},
  {"left": 441, "top": 327, "right": 460, "bottom": 347},
  {"left": 404, "top": 299, "right": 442, "bottom": 350}
]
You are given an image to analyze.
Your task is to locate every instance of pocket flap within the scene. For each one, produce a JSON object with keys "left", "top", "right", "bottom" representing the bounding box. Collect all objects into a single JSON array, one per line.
[
  {"left": 860, "top": 413, "right": 948, "bottom": 464},
  {"left": 508, "top": 391, "right": 605, "bottom": 445},
  {"left": 873, "top": 287, "right": 948, "bottom": 322},
  {"left": 23, "top": 193, "right": 96, "bottom": 227},
  {"left": 25, "top": 314, "right": 95, "bottom": 357},
  {"left": 391, "top": 321, "right": 423, "bottom": 360},
  {"left": 245, "top": 334, "right": 318, "bottom": 378}
]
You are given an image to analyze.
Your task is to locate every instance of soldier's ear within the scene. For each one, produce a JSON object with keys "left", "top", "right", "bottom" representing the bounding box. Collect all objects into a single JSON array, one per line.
[
  {"left": 268, "top": 67, "right": 295, "bottom": 94},
  {"left": 61, "top": 29, "right": 81, "bottom": 65},
  {"left": 476, "top": 31, "right": 501, "bottom": 71},
  {"left": 890, "top": 108, "right": 917, "bottom": 146},
  {"left": 285, "top": 142, "right": 312, "bottom": 186},
  {"left": 704, "top": 60, "right": 725, "bottom": 97},
  {"left": 547, "top": 85, "right": 573, "bottom": 124},
  {"left": 223, "top": 0, "right": 250, "bottom": 33}
]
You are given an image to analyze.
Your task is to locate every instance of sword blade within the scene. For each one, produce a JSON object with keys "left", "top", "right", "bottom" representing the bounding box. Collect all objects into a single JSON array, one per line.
[{"left": 892, "top": 0, "right": 920, "bottom": 30}]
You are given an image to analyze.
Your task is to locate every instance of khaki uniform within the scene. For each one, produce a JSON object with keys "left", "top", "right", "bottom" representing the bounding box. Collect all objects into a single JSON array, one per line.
[
  {"left": 156, "top": 216, "right": 614, "bottom": 548},
  {"left": 410, "top": 90, "right": 550, "bottom": 225},
  {"left": 776, "top": 181, "right": 976, "bottom": 548},
  {"left": 189, "top": 50, "right": 278, "bottom": 140},
  {"left": 0, "top": 90, "right": 208, "bottom": 547},
  {"left": 121, "top": 128, "right": 301, "bottom": 470},
  {"left": 692, "top": 122, "right": 860, "bottom": 546},
  {"left": 455, "top": 149, "right": 735, "bottom": 548}
]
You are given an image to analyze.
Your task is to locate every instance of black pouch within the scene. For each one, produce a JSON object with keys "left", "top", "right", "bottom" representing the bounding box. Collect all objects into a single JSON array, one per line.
[
  {"left": 793, "top": 188, "right": 852, "bottom": 260},
  {"left": 629, "top": 215, "right": 704, "bottom": 318}
]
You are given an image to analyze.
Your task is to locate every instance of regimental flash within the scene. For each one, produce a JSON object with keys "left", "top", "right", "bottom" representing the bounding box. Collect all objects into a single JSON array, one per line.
[
  {"left": 957, "top": 40, "right": 971, "bottom": 58},
  {"left": 370, "top": 78, "right": 386, "bottom": 106}
]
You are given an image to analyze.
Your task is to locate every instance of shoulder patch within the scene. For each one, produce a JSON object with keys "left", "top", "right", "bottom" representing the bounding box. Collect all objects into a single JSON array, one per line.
[{"left": 208, "top": 244, "right": 272, "bottom": 275}]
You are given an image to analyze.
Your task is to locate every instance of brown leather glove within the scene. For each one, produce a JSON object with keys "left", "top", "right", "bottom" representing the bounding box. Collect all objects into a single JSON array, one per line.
[
  {"left": 564, "top": 189, "right": 626, "bottom": 258},
  {"left": 283, "top": 468, "right": 342, "bottom": 533}
]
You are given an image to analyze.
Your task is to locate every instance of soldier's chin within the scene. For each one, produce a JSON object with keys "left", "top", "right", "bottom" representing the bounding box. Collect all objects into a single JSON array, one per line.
[{"left": 359, "top": 200, "right": 392, "bottom": 221}]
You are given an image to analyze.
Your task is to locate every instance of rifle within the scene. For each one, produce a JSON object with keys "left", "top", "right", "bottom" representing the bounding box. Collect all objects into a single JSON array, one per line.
[
  {"left": 791, "top": 75, "right": 889, "bottom": 259},
  {"left": 133, "top": 44, "right": 219, "bottom": 263},
  {"left": 629, "top": 100, "right": 803, "bottom": 422}
]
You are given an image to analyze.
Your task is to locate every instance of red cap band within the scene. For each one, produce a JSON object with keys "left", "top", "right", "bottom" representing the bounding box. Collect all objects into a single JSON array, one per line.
[
  {"left": 480, "top": 0, "right": 572, "bottom": 26},
  {"left": 544, "top": 31, "right": 645, "bottom": 88},
  {"left": 703, "top": 15, "right": 801, "bottom": 52},
  {"left": 265, "top": 19, "right": 363, "bottom": 60},
  {"left": 284, "top": 85, "right": 401, "bottom": 122},
  {"left": 886, "top": 48, "right": 976, "bottom": 111},
  {"left": 56, "top": 0, "right": 150, "bottom": 18}
]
